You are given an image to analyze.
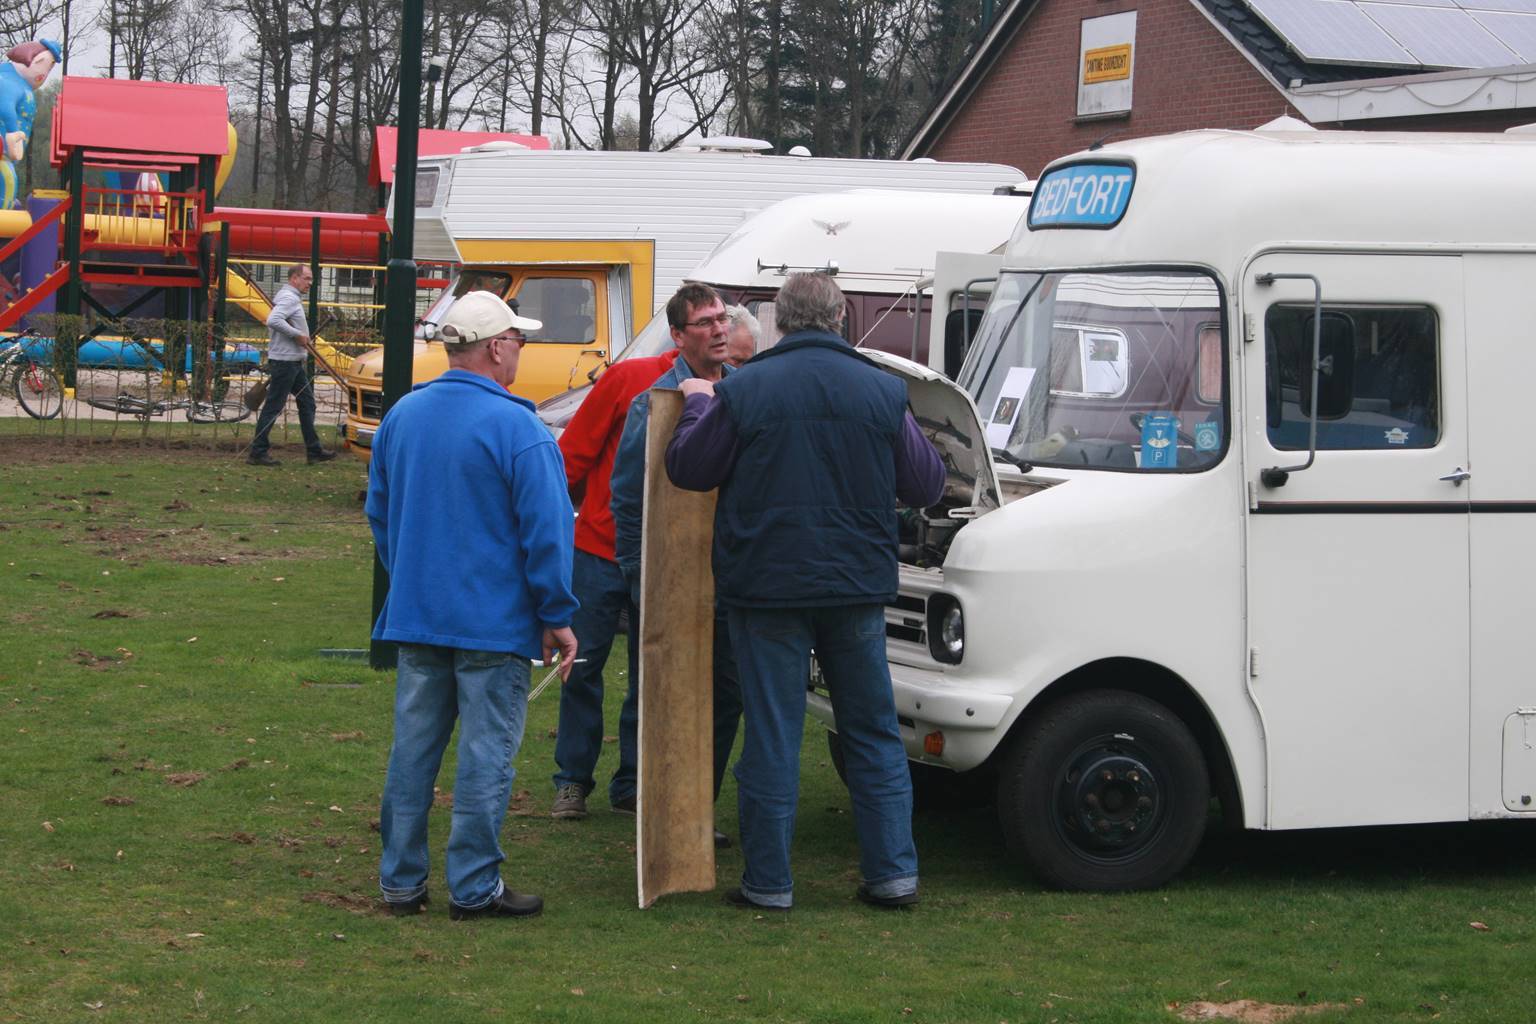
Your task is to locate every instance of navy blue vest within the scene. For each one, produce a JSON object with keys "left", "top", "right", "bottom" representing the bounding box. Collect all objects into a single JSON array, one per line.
[{"left": 711, "top": 331, "right": 907, "bottom": 607}]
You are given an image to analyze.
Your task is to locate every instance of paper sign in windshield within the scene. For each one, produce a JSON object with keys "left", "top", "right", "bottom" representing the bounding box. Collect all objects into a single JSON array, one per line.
[
  {"left": 1141, "top": 412, "right": 1179, "bottom": 468},
  {"left": 1029, "top": 163, "right": 1135, "bottom": 229},
  {"left": 986, "top": 366, "right": 1037, "bottom": 450}
]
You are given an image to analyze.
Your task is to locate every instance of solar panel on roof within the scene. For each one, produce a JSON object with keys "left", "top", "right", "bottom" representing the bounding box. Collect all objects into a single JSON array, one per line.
[
  {"left": 1459, "top": 0, "right": 1536, "bottom": 15},
  {"left": 1246, "top": 0, "right": 1415, "bottom": 64},
  {"left": 1244, "top": 0, "right": 1536, "bottom": 66},
  {"left": 1469, "top": 9, "right": 1536, "bottom": 58},
  {"left": 1361, "top": 3, "right": 1522, "bottom": 66}
]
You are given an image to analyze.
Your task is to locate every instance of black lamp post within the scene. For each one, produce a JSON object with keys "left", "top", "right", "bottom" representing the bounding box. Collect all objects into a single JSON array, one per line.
[{"left": 369, "top": 0, "right": 427, "bottom": 670}]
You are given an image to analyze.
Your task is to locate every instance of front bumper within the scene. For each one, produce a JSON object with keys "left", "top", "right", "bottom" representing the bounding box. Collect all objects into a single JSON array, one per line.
[{"left": 807, "top": 660, "right": 1013, "bottom": 773}]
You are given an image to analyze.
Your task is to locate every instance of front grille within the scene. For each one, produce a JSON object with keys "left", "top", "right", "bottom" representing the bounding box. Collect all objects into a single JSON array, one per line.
[
  {"left": 887, "top": 593, "right": 927, "bottom": 644},
  {"left": 360, "top": 388, "right": 383, "bottom": 419}
]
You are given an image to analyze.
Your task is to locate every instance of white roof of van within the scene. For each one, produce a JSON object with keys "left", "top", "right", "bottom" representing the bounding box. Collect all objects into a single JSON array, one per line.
[
  {"left": 1007, "top": 128, "right": 1536, "bottom": 276},
  {"left": 688, "top": 190, "right": 1028, "bottom": 294}
]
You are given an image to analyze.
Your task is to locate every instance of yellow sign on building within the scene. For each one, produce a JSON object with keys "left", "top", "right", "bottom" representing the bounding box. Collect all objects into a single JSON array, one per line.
[{"left": 1083, "top": 44, "right": 1133, "bottom": 84}]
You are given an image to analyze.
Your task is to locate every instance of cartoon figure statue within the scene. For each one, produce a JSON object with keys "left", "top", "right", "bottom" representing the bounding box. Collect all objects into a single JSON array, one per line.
[{"left": 0, "top": 39, "right": 60, "bottom": 209}]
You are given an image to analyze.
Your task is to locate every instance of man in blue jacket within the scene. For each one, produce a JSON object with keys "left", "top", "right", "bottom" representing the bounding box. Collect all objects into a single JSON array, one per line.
[
  {"left": 666, "top": 273, "right": 945, "bottom": 911},
  {"left": 367, "top": 290, "right": 579, "bottom": 920},
  {"left": 610, "top": 283, "right": 744, "bottom": 846}
]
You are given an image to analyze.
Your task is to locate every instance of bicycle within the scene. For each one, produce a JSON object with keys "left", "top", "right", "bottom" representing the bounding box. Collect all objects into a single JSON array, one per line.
[
  {"left": 1, "top": 329, "right": 65, "bottom": 419},
  {"left": 82, "top": 334, "right": 258, "bottom": 423}
]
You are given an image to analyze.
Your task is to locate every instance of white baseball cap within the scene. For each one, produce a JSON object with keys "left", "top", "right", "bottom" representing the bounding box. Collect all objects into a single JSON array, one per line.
[{"left": 440, "top": 290, "right": 542, "bottom": 344}]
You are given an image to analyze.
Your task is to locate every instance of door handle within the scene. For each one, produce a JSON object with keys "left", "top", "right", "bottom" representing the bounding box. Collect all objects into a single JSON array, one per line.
[{"left": 1439, "top": 467, "right": 1470, "bottom": 486}]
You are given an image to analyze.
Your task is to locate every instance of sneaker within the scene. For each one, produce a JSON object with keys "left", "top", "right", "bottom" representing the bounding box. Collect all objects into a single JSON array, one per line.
[
  {"left": 611, "top": 793, "right": 636, "bottom": 816},
  {"left": 246, "top": 453, "right": 281, "bottom": 467},
  {"left": 384, "top": 892, "right": 429, "bottom": 917},
  {"left": 714, "top": 829, "right": 732, "bottom": 850},
  {"left": 723, "top": 888, "right": 789, "bottom": 912},
  {"left": 550, "top": 783, "right": 588, "bottom": 820},
  {"left": 449, "top": 889, "right": 543, "bottom": 920},
  {"left": 307, "top": 450, "right": 339, "bottom": 464},
  {"left": 855, "top": 884, "right": 919, "bottom": 909}
]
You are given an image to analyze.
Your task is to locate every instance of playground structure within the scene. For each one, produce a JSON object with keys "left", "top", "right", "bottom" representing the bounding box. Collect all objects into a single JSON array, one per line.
[{"left": 0, "top": 76, "right": 494, "bottom": 427}]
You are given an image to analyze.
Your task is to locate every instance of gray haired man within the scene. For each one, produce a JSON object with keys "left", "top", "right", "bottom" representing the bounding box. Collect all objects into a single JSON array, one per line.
[{"left": 249, "top": 265, "right": 335, "bottom": 467}]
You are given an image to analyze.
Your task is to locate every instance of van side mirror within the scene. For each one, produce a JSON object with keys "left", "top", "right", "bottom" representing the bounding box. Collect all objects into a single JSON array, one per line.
[{"left": 1300, "top": 312, "right": 1355, "bottom": 420}]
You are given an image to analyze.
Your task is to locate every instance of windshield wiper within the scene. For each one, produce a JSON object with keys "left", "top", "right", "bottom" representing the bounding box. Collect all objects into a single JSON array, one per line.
[{"left": 991, "top": 447, "right": 1033, "bottom": 472}]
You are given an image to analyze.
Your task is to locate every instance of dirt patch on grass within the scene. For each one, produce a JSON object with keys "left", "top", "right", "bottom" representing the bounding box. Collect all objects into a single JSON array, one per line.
[
  {"left": 163, "top": 771, "right": 207, "bottom": 787},
  {"left": 301, "top": 890, "right": 377, "bottom": 915},
  {"left": 84, "top": 522, "right": 317, "bottom": 566},
  {"left": 0, "top": 435, "right": 258, "bottom": 466},
  {"left": 1171, "top": 1001, "right": 1351, "bottom": 1022}
]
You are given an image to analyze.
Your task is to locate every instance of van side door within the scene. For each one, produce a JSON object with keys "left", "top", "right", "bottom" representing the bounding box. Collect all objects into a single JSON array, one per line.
[
  {"left": 506, "top": 268, "right": 611, "bottom": 402},
  {"left": 1242, "top": 253, "right": 1469, "bottom": 830},
  {"left": 1463, "top": 253, "right": 1536, "bottom": 816}
]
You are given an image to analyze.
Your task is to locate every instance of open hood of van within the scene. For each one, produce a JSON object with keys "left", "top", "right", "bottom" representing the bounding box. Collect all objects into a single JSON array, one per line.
[{"left": 861, "top": 349, "right": 1002, "bottom": 514}]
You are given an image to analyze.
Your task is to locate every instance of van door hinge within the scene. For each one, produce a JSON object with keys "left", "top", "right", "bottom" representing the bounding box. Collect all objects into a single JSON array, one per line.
[
  {"left": 1243, "top": 313, "right": 1256, "bottom": 343},
  {"left": 1249, "top": 647, "right": 1259, "bottom": 678}
]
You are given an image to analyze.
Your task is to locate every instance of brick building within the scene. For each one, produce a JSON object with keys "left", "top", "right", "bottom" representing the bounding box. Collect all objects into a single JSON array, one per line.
[{"left": 903, "top": 0, "right": 1536, "bottom": 176}]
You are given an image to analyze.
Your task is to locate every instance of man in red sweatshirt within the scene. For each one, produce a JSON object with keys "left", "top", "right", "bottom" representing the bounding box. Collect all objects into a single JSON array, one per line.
[{"left": 550, "top": 347, "right": 676, "bottom": 819}]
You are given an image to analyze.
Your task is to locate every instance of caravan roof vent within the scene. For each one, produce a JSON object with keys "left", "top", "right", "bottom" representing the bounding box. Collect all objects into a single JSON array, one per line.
[
  {"left": 787, "top": 145, "right": 812, "bottom": 157},
  {"left": 465, "top": 140, "right": 532, "bottom": 154},
  {"left": 688, "top": 135, "right": 774, "bottom": 153},
  {"left": 1255, "top": 115, "right": 1316, "bottom": 132}
]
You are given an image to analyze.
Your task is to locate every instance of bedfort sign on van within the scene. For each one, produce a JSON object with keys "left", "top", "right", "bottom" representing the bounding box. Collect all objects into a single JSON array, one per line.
[{"left": 809, "top": 125, "right": 1536, "bottom": 891}]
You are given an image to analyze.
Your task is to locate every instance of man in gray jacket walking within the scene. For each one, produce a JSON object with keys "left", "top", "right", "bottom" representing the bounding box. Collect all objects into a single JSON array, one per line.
[{"left": 249, "top": 265, "right": 336, "bottom": 467}]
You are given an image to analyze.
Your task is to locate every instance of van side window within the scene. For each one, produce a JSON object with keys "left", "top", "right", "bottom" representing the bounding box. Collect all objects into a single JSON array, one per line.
[
  {"left": 1265, "top": 305, "right": 1438, "bottom": 451},
  {"left": 514, "top": 278, "right": 598, "bottom": 344}
]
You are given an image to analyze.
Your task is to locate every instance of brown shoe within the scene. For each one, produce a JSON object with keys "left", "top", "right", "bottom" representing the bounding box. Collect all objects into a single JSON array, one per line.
[{"left": 246, "top": 453, "right": 281, "bottom": 467}]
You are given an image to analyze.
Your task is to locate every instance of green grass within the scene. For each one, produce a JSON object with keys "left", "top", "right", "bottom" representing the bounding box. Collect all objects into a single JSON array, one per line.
[{"left": 1, "top": 438, "right": 1533, "bottom": 1023}]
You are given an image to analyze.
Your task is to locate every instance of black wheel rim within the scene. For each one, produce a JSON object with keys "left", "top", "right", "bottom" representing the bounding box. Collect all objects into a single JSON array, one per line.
[{"left": 1049, "top": 732, "right": 1171, "bottom": 865}]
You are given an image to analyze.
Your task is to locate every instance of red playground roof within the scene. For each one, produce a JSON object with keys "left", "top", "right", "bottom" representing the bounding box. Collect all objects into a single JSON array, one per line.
[
  {"left": 52, "top": 77, "right": 229, "bottom": 168},
  {"left": 369, "top": 127, "right": 551, "bottom": 187}
]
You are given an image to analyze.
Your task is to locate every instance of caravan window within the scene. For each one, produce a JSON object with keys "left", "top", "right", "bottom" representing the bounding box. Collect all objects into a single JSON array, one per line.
[{"left": 1265, "top": 305, "right": 1438, "bottom": 451}]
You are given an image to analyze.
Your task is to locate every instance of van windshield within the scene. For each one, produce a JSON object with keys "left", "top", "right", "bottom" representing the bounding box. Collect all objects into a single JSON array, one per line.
[
  {"left": 416, "top": 270, "right": 514, "bottom": 340},
  {"left": 959, "top": 270, "right": 1226, "bottom": 472}
]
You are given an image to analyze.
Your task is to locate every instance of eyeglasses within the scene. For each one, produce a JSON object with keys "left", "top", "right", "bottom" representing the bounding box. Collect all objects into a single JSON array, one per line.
[
  {"left": 681, "top": 312, "right": 731, "bottom": 330},
  {"left": 493, "top": 331, "right": 525, "bottom": 346}
]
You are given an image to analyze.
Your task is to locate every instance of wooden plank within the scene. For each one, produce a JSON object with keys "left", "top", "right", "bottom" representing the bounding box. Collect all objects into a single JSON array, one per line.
[{"left": 636, "top": 387, "right": 717, "bottom": 908}]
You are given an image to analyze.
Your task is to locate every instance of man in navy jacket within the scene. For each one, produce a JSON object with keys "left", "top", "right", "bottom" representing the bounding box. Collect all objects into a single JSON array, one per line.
[
  {"left": 666, "top": 273, "right": 945, "bottom": 911},
  {"left": 367, "top": 290, "right": 579, "bottom": 920}
]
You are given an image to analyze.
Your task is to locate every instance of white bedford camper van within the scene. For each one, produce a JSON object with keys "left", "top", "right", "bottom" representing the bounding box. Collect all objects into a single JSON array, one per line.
[{"left": 814, "top": 126, "right": 1536, "bottom": 891}]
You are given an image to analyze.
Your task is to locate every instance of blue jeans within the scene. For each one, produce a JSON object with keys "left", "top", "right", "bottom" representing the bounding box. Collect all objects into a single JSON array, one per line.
[
  {"left": 251, "top": 358, "right": 323, "bottom": 457},
  {"left": 727, "top": 603, "right": 917, "bottom": 908},
  {"left": 378, "top": 643, "right": 530, "bottom": 909},
  {"left": 553, "top": 550, "right": 639, "bottom": 803}
]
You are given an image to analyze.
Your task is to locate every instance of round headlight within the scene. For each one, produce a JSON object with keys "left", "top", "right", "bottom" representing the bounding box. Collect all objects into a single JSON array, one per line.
[
  {"left": 940, "top": 605, "right": 964, "bottom": 659},
  {"left": 927, "top": 595, "right": 964, "bottom": 664}
]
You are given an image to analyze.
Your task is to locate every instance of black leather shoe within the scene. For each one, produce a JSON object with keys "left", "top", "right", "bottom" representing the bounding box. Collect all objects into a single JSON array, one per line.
[
  {"left": 246, "top": 453, "right": 281, "bottom": 467},
  {"left": 856, "top": 885, "right": 919, "bottom": 909},
  {"left": 385, "top": 892, "right": 428, "bottom": 916},
  {"left": 611, "top": 794, "right": 636, "bottom": 816},
  {"left": 714, "top": 829, "right": 732, "bottom": 849},
  {"left": 449, "top": 889, "right": 543, "bottom": 920},
  {"left": 723, "top": 888, "right": 789, "bottom": 912},
  {"left": 307, "top": 450, "right": 339, "bottom": 464}
]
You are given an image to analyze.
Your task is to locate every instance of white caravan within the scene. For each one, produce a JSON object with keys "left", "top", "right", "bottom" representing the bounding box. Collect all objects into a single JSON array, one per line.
[
  {"left": 536, "top": 188, "right": 1029, "bottom": 430},
  {"left": 808, "top": 127, "right": 1536, "bottom": 890},
  {"left": 405, "top": 144, "right": 1025, "bottom": 321}
]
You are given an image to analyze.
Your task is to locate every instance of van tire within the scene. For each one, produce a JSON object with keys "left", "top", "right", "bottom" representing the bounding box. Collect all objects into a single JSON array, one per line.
[{"left": 997, "top": 689, "right": 1208, "bottom": 891}]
